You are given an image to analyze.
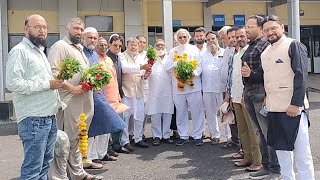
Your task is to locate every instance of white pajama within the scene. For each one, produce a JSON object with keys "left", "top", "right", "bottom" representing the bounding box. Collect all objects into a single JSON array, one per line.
[
  {"left": 276, "top": 112, "right": 314, "bottom": 180},
  {"left": 203, "top": 92, "right": 223, "bottom": 138},
  {"left": 121, "top": 96, "right": 145, "bottom": 144},
  {"left": 151, "top": 113, "right": 172, "bottom": 139},
  {"left": 173, "top": 91, "right": 205, "bottom": 140},
  {"left": 87, "top": 134, "right": 110, "bottom": 162}
]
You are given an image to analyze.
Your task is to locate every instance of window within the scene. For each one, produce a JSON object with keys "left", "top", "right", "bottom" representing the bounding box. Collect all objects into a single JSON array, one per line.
[{"left": 9, "top": 34, "right": 59, "bottom": 51}]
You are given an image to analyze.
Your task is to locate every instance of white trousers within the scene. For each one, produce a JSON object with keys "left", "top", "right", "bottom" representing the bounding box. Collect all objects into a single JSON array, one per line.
[
  {"left": 87, "top": 134, "right": 110, "bottom": 162},
  {"left": 122, "top": 97, "right": 145, "bottom": 144},
  {"left": 276, "top": 112, "right": 314, "bottom": 180},
  {"left": 203, "top": 92, "right": 223, "bottom": 138},
  {"left": 173, "top": 91, "right": 205, "bottom": 140},
  {"left": 151, "top": 113, "right": 172, "bottom": 139}
]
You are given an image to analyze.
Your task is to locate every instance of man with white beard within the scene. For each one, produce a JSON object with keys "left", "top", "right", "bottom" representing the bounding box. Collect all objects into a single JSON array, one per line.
[
  {"left": 145, "top": 39, "right": 174, "bottom": 146},
  {"left": 200, "top": 31, "right": 226, "bottom": 145},
  {"left": 120, "top": 37, "right": 152, "bottom": 149},
  {"left": 166, "top": 28, "right": 205, "bottom": 146}
]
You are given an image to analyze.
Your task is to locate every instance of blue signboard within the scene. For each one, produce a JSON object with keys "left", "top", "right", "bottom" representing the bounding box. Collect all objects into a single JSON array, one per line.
[
  {"left": 234, "top": 15, "right": 245, "bottom": 26},
  {"left": 172, "top": 20, "right": 182, "bottom": 27},
  {"left": 213, "top": 15, "right": 225, "bottom": 26}
]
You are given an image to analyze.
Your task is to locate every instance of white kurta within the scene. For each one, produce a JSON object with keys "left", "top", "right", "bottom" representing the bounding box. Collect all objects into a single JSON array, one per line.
[
  {"left": 165, "top": 44, "right": 205, "bottom": 140},
  {"left": 165, "top": 44, "right": 202, "bottom": 95},
  {"left": 201, "top": 48, "right": 225, "bottom": 93},
  {"left": 145, "top": 55, "right": 174, "bottom": 115},
  {"left": 200, "top": 49, "right": 228, "bottom": 139}
]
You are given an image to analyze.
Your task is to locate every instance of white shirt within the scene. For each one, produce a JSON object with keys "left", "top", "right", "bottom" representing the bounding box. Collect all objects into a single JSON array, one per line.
[
  {"left": 195, "top": 42, "right": 207, "bottom": 53},
  {"left": 165, "top": 44, "right": 202, "bottom": 95},
  {"left": 231, "top": 45, "right": 248, "bottom": 103},
  {"left": 200, "top": 48, "right": 225, "bottom": 93},
  {"left": 145, "top": 55, "right": 174, "bottom": 115}
]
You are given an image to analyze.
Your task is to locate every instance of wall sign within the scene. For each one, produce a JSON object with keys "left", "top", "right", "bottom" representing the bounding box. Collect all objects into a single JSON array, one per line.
[
  {"left": 234, "top": 15, "right": 245, "bottom": 26},
  {"left": 213, "top": 15, "right": 225, "bottom": 26}
]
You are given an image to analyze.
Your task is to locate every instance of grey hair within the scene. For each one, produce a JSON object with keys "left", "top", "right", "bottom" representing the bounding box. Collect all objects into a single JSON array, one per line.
[
  {"left": 218, "top": 26, "right": 231, "bottom": 36},
  {"left": 66, "top": 17, "right": 84, "bottom": 29},
  {"left": 126, "top": 37, "right": 139, "bottom": 46},
  {"left": 174, "top": 28, "right": 191, "bottom": 42}
]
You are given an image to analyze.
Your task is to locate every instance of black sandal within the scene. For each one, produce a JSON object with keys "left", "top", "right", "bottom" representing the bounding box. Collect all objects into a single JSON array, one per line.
[{"left": 83, "top": 174, "right": 103, "bottom": 180}]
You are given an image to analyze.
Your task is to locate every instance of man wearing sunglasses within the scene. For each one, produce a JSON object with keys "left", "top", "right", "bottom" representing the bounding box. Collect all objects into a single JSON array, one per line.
[{"left": 165, "top": 29, "right": 205, "bottom": 146}]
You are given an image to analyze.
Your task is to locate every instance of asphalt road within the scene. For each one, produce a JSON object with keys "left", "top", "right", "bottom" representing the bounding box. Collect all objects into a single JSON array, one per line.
[{"left": 0, "top": 108, "right": 319, "bottom": 180}]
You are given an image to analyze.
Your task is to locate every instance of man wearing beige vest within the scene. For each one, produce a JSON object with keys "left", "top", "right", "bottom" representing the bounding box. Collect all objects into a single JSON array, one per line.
[
  {"left": 261, "top": 15, "right": 314, "bottom": 180},
  {"left": 120, "top": 37, "right": 152, "bottom": 149}
]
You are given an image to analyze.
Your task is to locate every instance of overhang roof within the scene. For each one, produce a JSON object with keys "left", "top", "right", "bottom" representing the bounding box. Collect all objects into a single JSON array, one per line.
[{"left": 207, "top": 0, "right": 320, "bottom": 7}]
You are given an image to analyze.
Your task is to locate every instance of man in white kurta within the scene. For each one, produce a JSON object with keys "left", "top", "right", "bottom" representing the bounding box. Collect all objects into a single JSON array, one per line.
[
  {"left": 120, "top": 37, "right": 151, "bottom": 149},
  {"left": 145, "top": 39, "right": 174, "bottom": 146},
  {"left": 166, "top": 29, "right": 205, "bottom": 146},
  {"left": 200, "top": 31, "right": 228, "bottom": 145}
]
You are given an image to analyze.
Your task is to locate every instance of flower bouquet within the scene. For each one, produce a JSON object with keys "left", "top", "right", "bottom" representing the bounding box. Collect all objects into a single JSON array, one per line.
[
  {"left": 80, "top": 64, "right": 112, "bottom": 94},
  {"left": 173, "top": 51, "right": 198, "bottom": 91},
  {"left": 146, "top": 45, "right": 157, "bottom": 65},
  {"left": 78, "top": 113, "right": 88, "bottom": 162},
  {"left": 55, "top": 57, "right": 81, "bottom": 80}
]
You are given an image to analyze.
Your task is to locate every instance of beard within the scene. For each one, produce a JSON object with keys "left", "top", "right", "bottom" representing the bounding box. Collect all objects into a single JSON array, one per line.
[
  {"left": 29, "top": 34, "right": 47, "bottom": 47},
  {"left": 68, "top": 34, "right": 82, "bottom": 44},
  {"left": 156, "top": 49, "right": 166, "bottom": 56},
  {"left": 128, "top": 50, "right": 138, "bottom": 57},
  {"left": 195, "top": 39, "right": 205, "bottom": 45},
  {"left": 83, "top": 42, "right": 95, "bottom": 51},
  {"left": 207, "top": 43, "right": 219, "bottom": 54},
  {"left": 178, "top": 43, "right": 187, "bottom": 50},
  {"left": 268, "top": 34, "right": 282, "bottom": 44}
]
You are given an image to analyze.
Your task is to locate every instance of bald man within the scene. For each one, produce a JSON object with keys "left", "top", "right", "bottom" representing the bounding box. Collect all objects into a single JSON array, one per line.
[{"left": 6, "top": 14, "right": 65, "bottom": 179}]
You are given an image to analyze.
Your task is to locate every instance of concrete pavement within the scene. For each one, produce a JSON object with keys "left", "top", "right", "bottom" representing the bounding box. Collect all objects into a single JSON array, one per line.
[{"left": 0, "top": 74, "right": 319, "bottom": 179}]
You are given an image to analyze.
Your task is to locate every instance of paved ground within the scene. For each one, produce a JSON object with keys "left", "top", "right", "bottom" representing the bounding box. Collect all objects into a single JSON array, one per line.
[{"left": 0, "top": 75, "right": 319, "bottom": 180}]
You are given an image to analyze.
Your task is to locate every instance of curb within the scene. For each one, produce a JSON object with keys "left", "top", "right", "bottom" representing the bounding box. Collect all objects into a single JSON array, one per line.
[{"left": 0, "top": 121, "right": 18, "bottom": 136}]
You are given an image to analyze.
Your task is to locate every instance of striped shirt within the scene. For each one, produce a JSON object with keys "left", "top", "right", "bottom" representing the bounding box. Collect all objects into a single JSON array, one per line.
[{"left": 6, "top": 37, "right": 65, "bottom": 123}]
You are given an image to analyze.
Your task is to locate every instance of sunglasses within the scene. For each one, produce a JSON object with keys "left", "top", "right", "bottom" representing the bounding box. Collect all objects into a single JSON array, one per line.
[{"left": 178, "top": 36, "right": 187, "bottom": 39}]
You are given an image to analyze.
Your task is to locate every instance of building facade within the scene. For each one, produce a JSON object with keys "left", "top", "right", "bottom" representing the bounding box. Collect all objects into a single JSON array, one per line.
[{"left": 0, "top": 0, "right": 320, "bottom": 100}]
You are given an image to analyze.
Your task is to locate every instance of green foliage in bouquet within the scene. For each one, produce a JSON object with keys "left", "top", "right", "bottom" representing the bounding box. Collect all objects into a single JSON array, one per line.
[
  {"left": 175, "top": 60, "right": 194, "bottom": 83},
  {"left": 56, "top": 57, "right": 81, "bottom": 80},
  {"left": 146, "top": 45, "right": 157, "bottom": 61},
  {"left": 81, "top": 64, "right": 112, "bottom": 92}
]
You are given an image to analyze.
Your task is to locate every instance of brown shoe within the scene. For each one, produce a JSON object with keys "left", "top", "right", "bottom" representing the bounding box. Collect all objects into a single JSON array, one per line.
[
  {"left": 234, "top": 159, "right": 251, "bottom": 167},
  {"left": 101, "top": 154, "right": 117, "bottom": 161},
  {"left": 115, "top": 147, "right": 131, "bottom": 154},
  {"left": 124, "top": 143, "right": 134, "bottom": 152},
  {"left": 136, "top": 140, "right": 149, "bottom": 148},
  {"left": 210, "top": 138, "right": 220, "bottom": 145},
  {"left": 108, "top": 149, "right": 119, "bottom": 157}
]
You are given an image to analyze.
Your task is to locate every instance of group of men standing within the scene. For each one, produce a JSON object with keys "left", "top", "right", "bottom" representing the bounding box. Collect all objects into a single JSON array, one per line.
[{"left": 6, "top": 13, "right": 315, "bottom": 180}]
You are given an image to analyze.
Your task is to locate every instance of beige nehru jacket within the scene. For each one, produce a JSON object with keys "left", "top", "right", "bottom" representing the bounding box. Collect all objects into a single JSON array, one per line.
[
  {"left": 261, "top": 36, "right": 308, "bottom": 112},
  {"left": 122, "top": 51, "right": 144, "bottom": 99}
]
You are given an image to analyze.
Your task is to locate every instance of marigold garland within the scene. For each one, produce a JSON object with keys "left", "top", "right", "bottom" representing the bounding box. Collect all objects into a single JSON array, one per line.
[
  {"left": 173, "top": 51, "right": 198, "bottom": 91},
  {"left": 78, "top": 113, "right": 88, "bottom": 162}
]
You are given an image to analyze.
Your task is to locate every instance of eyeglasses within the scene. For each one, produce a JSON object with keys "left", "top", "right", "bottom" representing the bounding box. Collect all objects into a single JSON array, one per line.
[
  {"left": 263, "top": 25, "right": 280, "bottom": 34},
  {"left": 28, "top": 25, "right": 47, "bottom": 31},
  {"left": 178, "top": 36, "right": 187, "bottom": 39},
  {"left": 98, "top": 44, "right": 108, "bottom": 47}
]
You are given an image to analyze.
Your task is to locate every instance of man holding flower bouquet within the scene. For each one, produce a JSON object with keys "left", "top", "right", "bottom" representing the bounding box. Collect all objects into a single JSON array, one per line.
[
  {"left": 48, "top": 18, "right": 102, "bottom": 180},
  {"left": 82, "top": 28, "right": 126, "bottom": 164},
  {"left": 120, "top": 37, "right": 152, "bottom": 149},
  {"left": 165, "top": 29, "right": 205, "bottom": 146}
]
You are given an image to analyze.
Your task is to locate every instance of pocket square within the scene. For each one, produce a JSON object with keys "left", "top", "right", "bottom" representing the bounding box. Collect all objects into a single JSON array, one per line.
[{"left": 276, "top": 59, "right": 284, "bottom": 63}]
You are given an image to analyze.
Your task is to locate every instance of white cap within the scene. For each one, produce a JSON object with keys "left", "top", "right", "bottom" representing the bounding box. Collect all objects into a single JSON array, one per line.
[
  {"left": 109, "top": 34, "right": 119, "bottom": 41},
  {"left": 84, "top": 27, "right": 98, "bottom": 34}
]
